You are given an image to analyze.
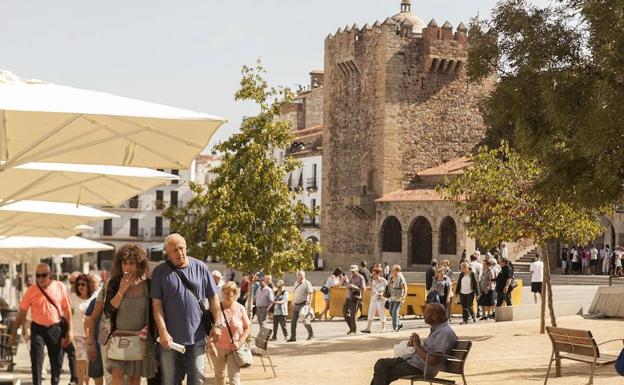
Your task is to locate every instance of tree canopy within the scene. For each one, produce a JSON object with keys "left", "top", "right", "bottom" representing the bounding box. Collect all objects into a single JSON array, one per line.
[
  {"left": 165, "top": 62, "right": 318, "bottom": 275},
  {"left": 468, "top": 0, "right": 624, "bottom": 208}
]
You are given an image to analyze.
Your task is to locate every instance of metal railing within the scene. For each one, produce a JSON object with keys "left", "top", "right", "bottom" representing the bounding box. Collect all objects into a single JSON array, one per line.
[
  {"left": 120, "top": 199, "right": 141, "bottom": 209},
  {"left": 151, "top": 228, "right": 170, "bottom": 239},
  {"left": 306, "top": 177, "right": 318, "bottom": 191}
]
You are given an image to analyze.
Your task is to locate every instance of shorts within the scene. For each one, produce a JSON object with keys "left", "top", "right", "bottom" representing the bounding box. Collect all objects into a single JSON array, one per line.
[
  {"left": 590, "top": 259, "right": 598, "bottom": 266},
  {"left": 582, "top": 260, "right": 589, "bottom": 268},
  {"left": 531, "top": 282, "right": 543, "bottom": 294}
]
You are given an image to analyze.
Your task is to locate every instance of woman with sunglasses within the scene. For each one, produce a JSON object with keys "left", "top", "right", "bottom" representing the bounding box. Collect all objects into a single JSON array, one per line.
[{"left": 71, "top": 274, "right": 98, "bottom": 385}]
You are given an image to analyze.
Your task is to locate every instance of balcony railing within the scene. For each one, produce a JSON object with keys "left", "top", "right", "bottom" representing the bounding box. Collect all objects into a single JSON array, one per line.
[
  {"left": 128, "top": 228, "right": 144, "bottom": 238},
  {"left": 120, "top": 199, "right": 141, "bottom": 209},
  {"left": 302, "top": 217, "right": 320, "bottom": 228},
  {"left": 154, "top": 200, "right": 165, "bottom": 210},
  {"left": 151, "top": 227, "right": 171, "bottom": 239},
  {"left": 306, "top": 177, "right": 318, "bottom": 191}
]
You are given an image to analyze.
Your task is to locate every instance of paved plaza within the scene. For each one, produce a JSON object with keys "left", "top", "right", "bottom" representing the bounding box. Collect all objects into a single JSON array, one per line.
[{"left": 3, "top": 285, "right": 621, "bottom": 385}]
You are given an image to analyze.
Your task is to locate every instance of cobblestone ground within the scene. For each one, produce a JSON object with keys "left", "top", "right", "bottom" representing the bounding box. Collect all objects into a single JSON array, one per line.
[{"left": 3, "top": 286, "right": 621, "bottom": 385}]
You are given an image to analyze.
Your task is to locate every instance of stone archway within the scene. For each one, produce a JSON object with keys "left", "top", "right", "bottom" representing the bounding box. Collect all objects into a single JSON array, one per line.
[
  {"left": 439, "top": 216, "right": 457, "bottom": 255},
  {"left": 410, "top": 216, "right": 432, "bottom": 264},
  {"left": 381, "top": 216, "right": 402, "bottom": 253}
]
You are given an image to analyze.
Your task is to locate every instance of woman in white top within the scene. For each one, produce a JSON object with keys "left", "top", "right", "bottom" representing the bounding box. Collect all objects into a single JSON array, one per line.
[
  {"left": 319, "top": 268, "right": 343, "bottom": 321},
  {"left": 362, "top": 266, "right": 388, "bottom": 333},
  {"left": 455, "top": 262, "right": 479, "bottom": 324},
  {"left": 70, "top": 273, "right": 97, "bottom": 385}
]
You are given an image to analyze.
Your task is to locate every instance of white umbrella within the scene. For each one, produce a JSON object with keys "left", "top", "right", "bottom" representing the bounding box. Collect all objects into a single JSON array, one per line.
[
  {"left": 0, "top": 70, "right": 226, "bottom": 169},
  {"left": 0, "top": 200, "right": 118, "bottom": 231},
  {"left": 0, "top": 224, "right": 82, "bottom": 238},
  {"left": 0, "top": 236, "right": 113, "bottom": 263},
  {"left": 0, "top": 161, "right": 178, "bottom": 206}
]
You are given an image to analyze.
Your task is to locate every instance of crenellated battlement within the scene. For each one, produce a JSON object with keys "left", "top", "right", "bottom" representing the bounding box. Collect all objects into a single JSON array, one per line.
[{"left": 421, "top": 19, "right": 468, "bottom": 73}]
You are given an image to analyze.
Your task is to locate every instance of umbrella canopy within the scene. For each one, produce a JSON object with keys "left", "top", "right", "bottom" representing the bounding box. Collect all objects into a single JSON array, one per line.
[
  {"left": 0, "top": 200, "right": 118, "bottom": 231},
  {"left": 0, "top": 70, "right": 226, "bottom": 169},
  {"left": 0, "top": 235, "right": 113, "bottom": 263},
  {"left": 0, "top": 224, "right": 82, "bottom": 238},
  {"left": 0, "top": 161, "right": 178, "bottom": 206}
]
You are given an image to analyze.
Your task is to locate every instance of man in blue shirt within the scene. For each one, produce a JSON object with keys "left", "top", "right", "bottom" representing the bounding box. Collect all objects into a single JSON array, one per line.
[{"left": 151, "top": 233, "right": 223, "bottom": 385}]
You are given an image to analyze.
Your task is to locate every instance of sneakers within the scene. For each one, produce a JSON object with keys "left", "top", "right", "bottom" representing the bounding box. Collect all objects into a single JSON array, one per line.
[
  {"left": 286, "top": 338, "right": 296, "bottom": 342},
  {"left": 397, "top": 323, "right": 403, "bottom": 331},
  {"left": 361, "top": 329, "right": 371, "bottom": 334}
]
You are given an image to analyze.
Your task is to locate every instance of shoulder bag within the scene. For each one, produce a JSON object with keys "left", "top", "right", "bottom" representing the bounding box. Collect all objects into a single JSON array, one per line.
[
  {"left": 107, "top": 282, "right": 149, "bottom": 361},
  {"left": 222, "top": 303, "right": 252, "bottom": 368},
  {"left": 166, "top": 260, "right": 214, "bottom": 336},
  {"left": 37, "top": 283, "right": 68, "bottom": 338}
]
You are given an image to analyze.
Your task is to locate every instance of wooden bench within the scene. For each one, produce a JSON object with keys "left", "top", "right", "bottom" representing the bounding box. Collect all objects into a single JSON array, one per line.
[
  {"left": 545, "top": 326, "right": 623, "bottom": 385},
  {"left": 401, "top": 340, "right": 472, "bottom": 385}
]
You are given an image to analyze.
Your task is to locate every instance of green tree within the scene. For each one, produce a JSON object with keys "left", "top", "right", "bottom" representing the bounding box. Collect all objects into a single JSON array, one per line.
[
  {"left": 467, "top": 0, "right": 624, "bottom": 209},
  {"left": 440, "top": 142, "right": 603, "bottom": 333},
  {"left": 165, "top": 62, "right": 318, "bottom": 276}
]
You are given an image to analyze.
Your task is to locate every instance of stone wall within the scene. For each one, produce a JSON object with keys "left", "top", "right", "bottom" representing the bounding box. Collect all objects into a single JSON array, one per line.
[{"left": 321, "top": 18, "right": 494, "bottom": 270}]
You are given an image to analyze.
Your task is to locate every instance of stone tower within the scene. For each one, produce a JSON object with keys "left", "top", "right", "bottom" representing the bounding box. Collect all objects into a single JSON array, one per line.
[{"left": 320, "top": 1, "right": 494, "bottom": 268}]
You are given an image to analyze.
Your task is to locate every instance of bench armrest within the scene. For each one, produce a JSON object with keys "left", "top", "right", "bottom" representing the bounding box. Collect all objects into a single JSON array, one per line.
[{"left": 597, "top": 338, "right": 624, "bottom": 346}]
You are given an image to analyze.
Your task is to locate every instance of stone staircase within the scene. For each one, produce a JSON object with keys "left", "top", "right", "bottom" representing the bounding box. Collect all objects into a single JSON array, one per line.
[{"left": 513, "top": 248, "right": 538, "bottom": 272}]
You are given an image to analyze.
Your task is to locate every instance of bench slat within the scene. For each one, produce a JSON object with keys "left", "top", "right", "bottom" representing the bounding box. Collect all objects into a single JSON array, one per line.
[
  {"left": 550, "top": 334, "right": 595, "bottom": 347},
  {"left": 547, "top": 327, "right": 593, "bottom": 338},
  {"left": 443, "top": 359, "right": 464, "bottom": 374}
]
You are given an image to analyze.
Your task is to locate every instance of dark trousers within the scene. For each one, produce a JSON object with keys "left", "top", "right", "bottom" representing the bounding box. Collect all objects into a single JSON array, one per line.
[
  {"left": 370, "top": 357, "right": 423, "bottom": 385},
  {"left": 460, "top": 292, "right": 476, "bottom": 322},
  {"left": 343, "top": 298, "right": 360, "bottom": 332},
  {"left": 290, "top": 303, "right": 313, "bottom": 340},
  {"left": 496, "top": 288, "right": 513, "bottom": 306},
  {"left": 63, "top": 342, "right": 78, "bottom": 383},
  {"left": 31, "top": 322, "right": 64, "bottom": 385},
  {"left": 272, "top": 315, "right": 288, "bottom": 339}
]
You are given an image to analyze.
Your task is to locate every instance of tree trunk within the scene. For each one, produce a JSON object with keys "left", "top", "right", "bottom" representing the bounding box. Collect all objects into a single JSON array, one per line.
[
  {"left": 543, "top": 245, "right": 557, "bottom": 329},
  {"left": 539, "top": 245, "right": 547, "bottom": 334}
]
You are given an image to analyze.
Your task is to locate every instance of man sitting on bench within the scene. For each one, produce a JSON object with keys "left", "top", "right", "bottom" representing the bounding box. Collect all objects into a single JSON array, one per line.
[{"left": 370, "top": 303, "right": 457, "bottom": 385}]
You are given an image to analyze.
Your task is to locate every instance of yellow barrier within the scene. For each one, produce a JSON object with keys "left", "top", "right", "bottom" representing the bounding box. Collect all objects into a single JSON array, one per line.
[{"left": 450, "top": 280, "right": 524, "bottom": 315}]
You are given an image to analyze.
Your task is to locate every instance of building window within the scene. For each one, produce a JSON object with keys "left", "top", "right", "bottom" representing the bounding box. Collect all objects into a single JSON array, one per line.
[
  {"left": 155, "top": 190, "right": 164, "bottom": 209},
  {"left": 103, "top": 219, "right": 112, "bottom": 236},
  {"left": 154, "top": 216, "right": 163, "bottom": 237},
  {"left": 410, "top": 217, "right": 432, "bottom": 264},
  {"left": 171, "top": 169, "right": 179, "bottom": 184},
  {"left": 439, "top": 217, "right": 457, "bottom": 255},
  {"left": 130, "top": 218, "right": 139, "bottom": 237},
  {"left": 382, "top": 216, "right": 402, "bottom": 252},
  {"left": 170, "top": 190, "right": 178, "bottom": 207},
  {"left": 128, "top": 195, "right": 139, "bottom": 209}
]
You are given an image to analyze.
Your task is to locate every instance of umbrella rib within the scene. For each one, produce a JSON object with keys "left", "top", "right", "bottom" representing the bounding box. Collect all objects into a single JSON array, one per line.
[
  {"left": 0, "top": 170, "right": 60, "bottom": 206},
  {"left": 101, "top": 174, "right": 151, "bottom": 194},
  {"left": 110, "top": 115, "right": 205, "bottom": 149},
  {"left": 8, "top": 174, "right": 115, "bottom": 206},
  {"left": 0, "top": 114, "right": 83, "bottom": 170},
  {"left": 0, "top": 111, "right": 7, "bottom": 161}
]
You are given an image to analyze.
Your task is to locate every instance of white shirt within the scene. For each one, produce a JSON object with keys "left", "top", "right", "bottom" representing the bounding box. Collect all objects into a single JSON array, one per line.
[
  {"left": 590, "top": 248, "right": 598, "bottom": 260},
  {"left": 571, "top": 249, "right": 579, "bottom": 262},
  {"left": 501, "top": 246, "right": 508, "bottom": 260},
  {"left": 70, "top": 292, "right": 92, "bottom": 337},
  {"left": 460, "top": 275, "right": 473, "bottom": 295},
  {"left": 470, "top": 261, "right": 483, "bottom": 279},
  {"left": 530, "top": 261, "right": 544, "bottom": 283}
]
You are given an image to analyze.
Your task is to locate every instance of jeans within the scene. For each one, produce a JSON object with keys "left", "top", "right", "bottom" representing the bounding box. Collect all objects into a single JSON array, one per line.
[
  {"left": 31, "top": 322, "right": 64, "bottom": 385},
  {"left": 388, "top": 301, "right": 402, "bottom": 330},
  {"left": 272, "top": 315, "right": 288, "bottom": 339},
  {"left": 370, "top": 357, "right": 423, "bottom": 385},
  {"left": 160, "top": 341, "right": 206, "bottom": 385},
  {"left": 459, "top": 292, "right": 476, "bottom": 322},
  {"left": 496, "top": 288, "right": 513, "bottom": 306},
  {"left": 343, "top": 298, "right": 360, "bottom": 332}
]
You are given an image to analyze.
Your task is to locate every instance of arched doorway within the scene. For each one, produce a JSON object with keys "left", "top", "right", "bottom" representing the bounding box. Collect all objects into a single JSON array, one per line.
[
  {"left": 410, "top": 217, "right": 432, "bottom": 264},
  {"left": 439, "top": 217, "right": 457, "bottom": 255},
  {"left": 381, "top": 216, "right": 402, "bottom": 252}
]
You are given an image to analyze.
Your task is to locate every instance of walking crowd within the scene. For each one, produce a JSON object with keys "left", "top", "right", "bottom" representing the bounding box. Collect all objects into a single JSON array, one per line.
[{"left": 561, "top": 244, "right": 623, "bottom": 276}]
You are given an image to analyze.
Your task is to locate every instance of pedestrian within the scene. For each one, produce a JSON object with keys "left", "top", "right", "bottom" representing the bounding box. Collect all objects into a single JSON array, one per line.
[
  {"left": 71, "top": 274, "right": 98, "bottom": 385},
  {"left": 425, "top": 260, "right": 437, "bottom": 291},
  {"left": 477, "top": 259, "right": 496, "bottom": 320},
  {"left": 213, "top": 271, "right": 225, "bottom": 301},
  {"left": 359, "top": 261, "right": 371, "bottom": 286},
  {"left": 319, "top": 268, "right": 342, "bottom": 321},
  {"left": 84, "top": 296, "right": 104, "bottom": 385},
  {"left": 387, "top": 264, "right": 407, "bottom": 332},
  {"left": 590, "top": 245, "right": 599, "bottom": 275},
  {"left": 456, "top": 262, "right": 479, "bottom": 324},
  {"left": 10, "top": 263, "right": 73, "bottom": 385},
  {"left": 383, "top": 262, "right": 390, "bottom": 281},
  {"left": 501, "top": 243, "right": 508, "bottom": 260},
  {"left": 270, "top": 280, "right": 289, "bottom": 341},
  {"left": 616, "top": 247, "right": 623, "bottom": 276},
  {"left": 208, "top": 282, "right": 251, "bottom": 385},
  {"left": 581, "top": 247, "right": 590, "bottom": 275},
  {"left": 561, "top": 248, "right": 568, "bottom": 275},
  {"left": 369, "top": 304, "right": 458, "bottom": 385},
  {"left": 602, "top": 246, "right": 611, "bottom": 275},
  {"left": 227, "top": 269, "right": 236, "bottom": 283},
  {"left": 469, "top": 253, "right": 483, "bottom": 280},
  {"left": 496, "top": 257, "right": 514, "bottom": 307},
  {"left": 428, "top": 268, "right": 453, "bottom": 321},
  {"left": 287, "top": 270, "right": 314, "bottom": 342},
  {"left": 238, "top": 273, "right": 250, "bottom": 306},
  {"left": 151, "top": 234, "right": 223, "bottom": 385},
  {"left": 65, "top": 271, "right": 82, "bottom": 385},
  {"left": 343, "top": 265, "right": 366, "bottom": 335},
  {"left": 254, "top": 276, "right": 273, "bottom": 328},
  {"left": 362, "top": 266, "right": 388, "bottom": 333},
  {"left": 570, "top": 246, "right": 580, "bottom": 275},
  {"left": 529, "top": 254, "right": 544, "bottom": 304}
]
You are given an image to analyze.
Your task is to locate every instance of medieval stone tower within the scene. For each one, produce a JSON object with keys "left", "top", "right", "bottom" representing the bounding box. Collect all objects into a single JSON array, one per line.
[{"left": 320, "top": 0, "right": 494, "bottom": 268}]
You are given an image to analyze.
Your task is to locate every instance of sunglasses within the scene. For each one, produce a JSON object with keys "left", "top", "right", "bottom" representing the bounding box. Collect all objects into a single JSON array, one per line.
[
  {"left": 36, "top": 273, "right": 49, "bottom": 278},
  {"left": 77, "top": 282, "right": 87, "bottom": 287}
]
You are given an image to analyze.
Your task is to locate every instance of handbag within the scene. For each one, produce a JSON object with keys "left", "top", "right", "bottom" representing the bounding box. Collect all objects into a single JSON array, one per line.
[
  {"left": 320, "top": 286, "right": 329, "bottom": 295},
  {"left": 166, "top": 261, "right": 214, "bottom": 336},
  {"left": 383, "top": 285, "right": 391, "bottom": 299},
  {"left": 222, "top": 303, "right": 253, "bottom": 368},
  {"left": 36, "top": 283, "right": 68, "bottom": 338},
  {"left": 107, "top": 331, "right": 145, "bottom": 361}
]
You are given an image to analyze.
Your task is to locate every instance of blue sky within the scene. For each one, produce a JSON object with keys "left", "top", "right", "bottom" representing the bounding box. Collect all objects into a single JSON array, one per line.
[{"left": 1, "top": 0, "right": 549, "bottom": 150}]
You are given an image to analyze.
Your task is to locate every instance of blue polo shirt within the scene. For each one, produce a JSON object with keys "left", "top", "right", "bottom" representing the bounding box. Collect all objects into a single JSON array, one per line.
[{"left": 150, "top": 257, "right": 217, "bottom": 346}]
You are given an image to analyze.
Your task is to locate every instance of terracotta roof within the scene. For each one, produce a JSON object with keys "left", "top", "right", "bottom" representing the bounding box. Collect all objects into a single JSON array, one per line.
[
  {"left": 375, "top": 188, "right": 445, "bottom": 203},
  {"left": 291, "top": 125, "right": 323, "bottom": 141},
  {"left": 417, "top": 157, "right": 471, "bottom": 177}
]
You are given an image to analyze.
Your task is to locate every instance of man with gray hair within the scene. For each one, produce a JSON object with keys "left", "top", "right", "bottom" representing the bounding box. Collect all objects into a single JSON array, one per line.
[
  {"left": 287, "top": 270, "right": 314, "bottom": 342},
  {"left": 212, "top": 270, "right": 224, "bottom": 301},
  {"left": 151, "top": 233, "right": 223, "bottom": 385}
]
